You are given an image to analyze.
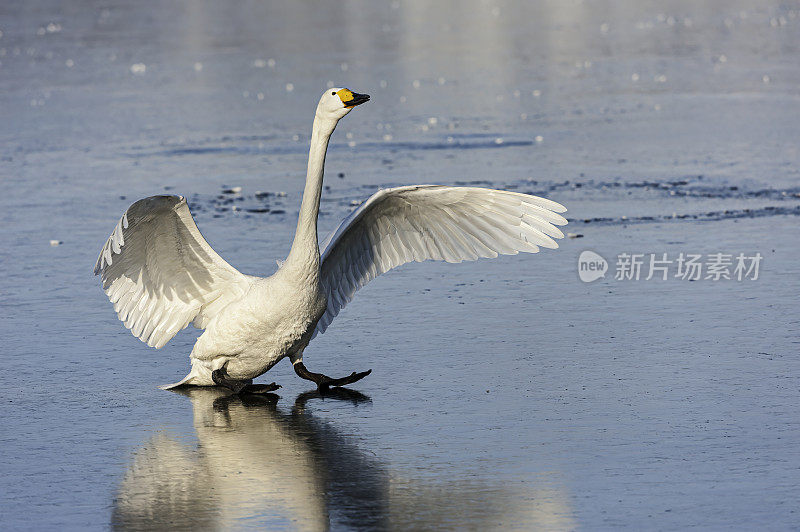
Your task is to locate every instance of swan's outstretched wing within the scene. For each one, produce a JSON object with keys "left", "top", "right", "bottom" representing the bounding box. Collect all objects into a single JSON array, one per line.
[
  {"left": 94, "top": 195, "right": 253, "bottom": 348},
  {"left": 314, "top": 185, "right": 567, "bottom": 336}
]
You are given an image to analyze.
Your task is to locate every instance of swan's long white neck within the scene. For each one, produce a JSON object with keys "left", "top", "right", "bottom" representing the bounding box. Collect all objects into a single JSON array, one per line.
[{"left": 284, "top": 113, "right": 337, "bottom": 277}]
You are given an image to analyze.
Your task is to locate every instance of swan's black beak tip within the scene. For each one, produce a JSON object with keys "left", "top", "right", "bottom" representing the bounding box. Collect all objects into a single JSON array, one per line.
[{"left": 344, "top": 92, "right": 370, "bottom": 108}]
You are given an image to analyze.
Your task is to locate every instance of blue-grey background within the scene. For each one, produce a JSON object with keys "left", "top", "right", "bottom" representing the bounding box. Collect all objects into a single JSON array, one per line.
[{"left": 1, "top": 1, "right": 799, "bottom": 529}]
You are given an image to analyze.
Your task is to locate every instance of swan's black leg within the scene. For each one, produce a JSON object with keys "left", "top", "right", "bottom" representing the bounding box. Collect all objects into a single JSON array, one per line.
[
  {"left": 212, "top": 367, "right": 281, "bottom": 395},
  {"left": 293, "top": 361, "right": 371, "bottom": 390}
]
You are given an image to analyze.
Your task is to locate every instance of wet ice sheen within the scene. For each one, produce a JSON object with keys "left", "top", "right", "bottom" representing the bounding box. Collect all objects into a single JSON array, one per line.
[
  {"left": 1, "top": 0, "right": 799, "bottom": 530},
  {"left": 112, "top": 389, "right": 573, "bottom": 530}
]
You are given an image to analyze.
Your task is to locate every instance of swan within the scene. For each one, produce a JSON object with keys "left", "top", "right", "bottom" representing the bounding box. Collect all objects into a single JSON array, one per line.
[{"left": 94, "top": 87, "right": 568, "bottom": 393}]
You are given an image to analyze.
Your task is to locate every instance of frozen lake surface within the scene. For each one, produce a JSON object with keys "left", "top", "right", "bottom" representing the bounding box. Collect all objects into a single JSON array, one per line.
[{"left": 1, "top": 0, "right": 799, "bottom": 529}]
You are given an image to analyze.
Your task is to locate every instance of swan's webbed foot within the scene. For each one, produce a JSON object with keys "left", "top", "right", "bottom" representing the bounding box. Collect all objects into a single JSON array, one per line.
[
  {"left": 293, "top": 361, "right": 371, "bottom": 390},
  {"left": 211, "top": 368, "right": 281, "bottom": 395}
]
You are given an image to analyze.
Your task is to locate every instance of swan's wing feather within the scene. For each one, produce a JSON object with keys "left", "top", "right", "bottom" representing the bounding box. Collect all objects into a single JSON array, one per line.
[
  {"left": 315, "top": 185, "right": 567, "bottom": 336},
  {"left": 94, "top": 195, "right": 253, "bottom": 348}
]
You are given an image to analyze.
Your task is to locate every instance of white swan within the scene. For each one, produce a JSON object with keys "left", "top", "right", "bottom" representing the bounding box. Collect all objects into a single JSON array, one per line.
[{"left": 94, "top": 87, "right": 568, "bottom": 392}]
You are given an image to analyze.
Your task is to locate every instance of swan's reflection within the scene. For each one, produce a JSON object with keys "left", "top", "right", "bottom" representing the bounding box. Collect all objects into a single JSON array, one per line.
[{"left": 112, "top": 389, "right": 574, "bottom": 530}]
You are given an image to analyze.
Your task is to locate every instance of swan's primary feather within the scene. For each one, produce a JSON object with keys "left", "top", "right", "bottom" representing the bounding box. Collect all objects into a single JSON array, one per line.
[
  {"left": 94, "top": 195, "right": 253, "bottom": 349},
  {"left": 314, "top": 185, "right": 568, "bottom": 336}
]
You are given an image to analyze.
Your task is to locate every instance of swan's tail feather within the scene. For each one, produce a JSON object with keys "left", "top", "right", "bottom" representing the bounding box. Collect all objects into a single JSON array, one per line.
[
  {"left": 158, "top": 364, "right": 214, "bottom": 390},
  {"left": 158, "top": 374, "right": 196, "bottom": 390}
]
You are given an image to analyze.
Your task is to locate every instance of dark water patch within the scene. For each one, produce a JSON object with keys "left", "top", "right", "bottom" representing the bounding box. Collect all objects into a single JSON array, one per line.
[
  {"left": 122, "top": 137, "right": 534, "bottom": 159},
  {"left": 126, "top": 145, "right": 307, "bottom": 158},
  {"left": 571, "top": 204, "right": 800, "bottom": 227},
  {"left": 453, "top": 180, "right": 495, "bottom": 186},
  {"left": 524, "top": 179, "right": 800, "bottom": 202},
  {"left": 357, "top": 139, "right": 534, "bottom": 152},
  {"left": 184, "top": 177, "right": 800, "bottom": 227}
]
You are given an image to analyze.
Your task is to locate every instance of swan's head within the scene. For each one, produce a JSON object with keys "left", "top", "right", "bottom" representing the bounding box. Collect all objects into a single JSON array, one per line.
[{"left": 316, "top": 88, "right": 370, "bottom": 121}]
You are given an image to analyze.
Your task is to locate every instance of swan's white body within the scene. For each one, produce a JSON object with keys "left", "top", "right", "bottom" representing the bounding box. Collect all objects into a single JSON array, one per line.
[{"left": 94, "top": 88, "right": 568, "bottom": 388}]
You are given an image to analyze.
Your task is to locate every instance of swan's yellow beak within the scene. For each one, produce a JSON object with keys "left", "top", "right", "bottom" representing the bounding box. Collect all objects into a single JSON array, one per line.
[{"left": 337, "top": 88, "right": 370, "bottom": 108}]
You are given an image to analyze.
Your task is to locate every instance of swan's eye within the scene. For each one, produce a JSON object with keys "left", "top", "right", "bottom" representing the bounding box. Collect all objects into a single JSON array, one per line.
[{"left": 331, "top": 92, "right": 336, "bottom": 96}]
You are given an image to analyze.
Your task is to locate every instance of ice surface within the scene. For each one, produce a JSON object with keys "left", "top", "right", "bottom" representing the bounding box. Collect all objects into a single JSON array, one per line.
[{"left": 1, "top": 0, "right": 799, "bottom": 529}]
